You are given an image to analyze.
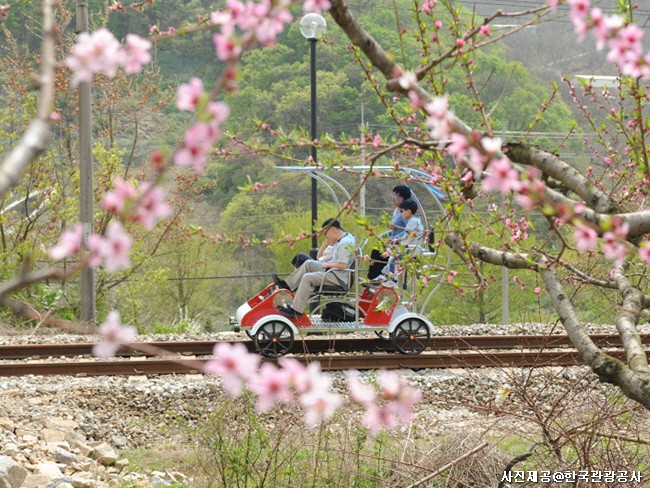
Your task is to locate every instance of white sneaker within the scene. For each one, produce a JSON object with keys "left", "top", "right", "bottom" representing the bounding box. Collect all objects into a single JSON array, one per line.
[{"left": 382, "top": 279, "right": 398, "bottom": 288}]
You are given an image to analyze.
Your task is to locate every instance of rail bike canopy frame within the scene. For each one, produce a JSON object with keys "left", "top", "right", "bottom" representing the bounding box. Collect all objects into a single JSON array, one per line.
[{"left": 278, "top": 165, "right": 449, "bottom": 315}]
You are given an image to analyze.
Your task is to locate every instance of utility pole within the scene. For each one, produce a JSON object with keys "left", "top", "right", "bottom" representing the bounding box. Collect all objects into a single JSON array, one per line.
[
  {"left": 77, "top": 0, "right": 95, "bottom": 324},
  {"left": 501, "top": 122, "right": 509, "bottom": 325},
  {"left": 360, "top": 102, "right": 366, "bottom": 216}
]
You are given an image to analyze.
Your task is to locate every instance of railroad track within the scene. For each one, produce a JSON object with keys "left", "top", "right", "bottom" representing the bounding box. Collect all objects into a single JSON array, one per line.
[{"left": 1, "top": 334, "right": 648, "bottom": 377}]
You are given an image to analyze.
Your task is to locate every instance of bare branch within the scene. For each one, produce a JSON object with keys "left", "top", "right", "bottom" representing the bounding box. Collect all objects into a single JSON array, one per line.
[
  {"left": 506, "top": 143, "right": 618, "bottom": 214},
  {"left": 542, "top": 270, "right": 650, "bottom": 409},
  {"left": 445, "top": 233, "right": 538, "bottom": 270},
  {"left": 0, "top": 297, "right": 93, "bottom": 334},
  {"left": 329, "top": 0, "right": 473, "bottom": 137},
  {"left": 611, "top": 269, "right": 650, "bottom": 373},
  {"left": 0, "top": 0, "right": 57, "bottom": 195}
]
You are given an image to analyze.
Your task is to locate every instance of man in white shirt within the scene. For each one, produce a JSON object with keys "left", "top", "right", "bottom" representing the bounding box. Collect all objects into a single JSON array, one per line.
[{"left": 275, "top": 219, "right": 355, "bottom": 318}]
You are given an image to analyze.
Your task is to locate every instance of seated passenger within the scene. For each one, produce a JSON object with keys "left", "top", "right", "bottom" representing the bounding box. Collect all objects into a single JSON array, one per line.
[
  {"left": 290, "top": 244, "right": 334, "bottom": 269},
  {"left": 274, "top": 219, "right": 355, "bottom": 318},
  {"left": 367, "top": 184, "right": 412, "bottom": 279},
  {"left": 372, "top": 199, "right": 424, "bottom": 286}
]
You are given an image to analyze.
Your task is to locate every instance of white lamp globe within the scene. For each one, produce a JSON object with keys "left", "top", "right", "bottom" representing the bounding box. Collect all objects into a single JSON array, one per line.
[{"left": 300, "top": 13, "right": 327, "bottom": 39}]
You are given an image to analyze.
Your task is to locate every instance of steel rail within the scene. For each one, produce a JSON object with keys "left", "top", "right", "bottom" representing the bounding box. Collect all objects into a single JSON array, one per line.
[
  {"left": 0, "top": 349, "right": 638, "bottom": 377},
  {"left": 1, "top": 334, "right": 648, "bottom": 359}
]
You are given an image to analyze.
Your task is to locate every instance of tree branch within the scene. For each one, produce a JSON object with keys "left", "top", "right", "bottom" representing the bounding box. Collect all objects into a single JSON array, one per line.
[
  {"left": 505, "top": 142, "right": 618, "bottom": 214},
  {"left": 542, "top": 270, "right": 650, "bottom": 409},
  {"left": 0, "top": 0, "right": 56, "bottom": 196},
  {"left": 611, "top": 269, "right": 650, "bottom": 373},
  {"left": 445, "top": 233, "right": 538, "bottom": 270}
]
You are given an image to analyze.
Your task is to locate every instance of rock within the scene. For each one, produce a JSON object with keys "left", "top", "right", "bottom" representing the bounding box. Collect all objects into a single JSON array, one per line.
[
  {"left": 0, "top": 456, "right": 27, "bottom": 488},
  {"left": 111, "top": 435, "right": 128, "bottom": 448},
  {"left": 33, "top": 461, "right": 64, "bottom": 481},
  {"left": 43, "top": 428, "right": 67, "bottom": 443},
  {"left": 0, "top": 418, "right": 15, "bottom": 433},
  {"left": 42, "top": 418, "right": 79, "bottom": 432},
  {"left": 21, "top": 474, "right": 52, "bottom": 488},
  {"left": 90, "top": 443, "right": 118, "bottom": 466},
  {"left": 70, "top": 472, "right": 98, "bottom": 488},
  {"left": 54, "top": 447, "right": 78, "bottom": 465},
  {"left": 1, "top": 444, "right": 18, "bottom": 456},
  {"left": 149, "top": 474, "right": 171, "bottom": 487}
]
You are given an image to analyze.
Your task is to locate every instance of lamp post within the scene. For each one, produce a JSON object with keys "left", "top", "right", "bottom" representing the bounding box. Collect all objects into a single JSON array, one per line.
[{"left": 300, "top": 13, "right": 326, "bottom": 258}]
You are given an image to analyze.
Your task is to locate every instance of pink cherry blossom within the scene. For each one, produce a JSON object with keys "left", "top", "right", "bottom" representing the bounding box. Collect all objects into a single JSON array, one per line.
[
  {"left": 589, "top": 9, "right": 623, "bottom": 51},
  {"left": 425, "top": 96, "right": 455, "bottom": 142},
  {"left": 481, "top": 136, "right": 502, "bottom": 155},
  {"left": 346, "top": 372, "right": 377, "bottom": 406},
  {"left": 639, "top": 243, "right": 650, "bottom": 266},
  {"left": 176, "top": 77, "right": 204, "bottom": 111},
  {"left": 255, "top": 17, "right": 287, "bottom": 47},
  {"left": 94, "top": 221, "right": 133, "bottom": 272},
  {"left": 92, "top": 311, "right": 137, "bottom": 357},
  {"left": 378, "top": 371, "right": 421, "bottom": 422},
  {"left": 466, "top": 146, "right": 486, "bottom": 177},
  {"left": 65, "top": 29, "right": 124, "bottom": 85},
  {"left": 574, "top": 225, "right": 598, "bottom": 252},
  {"left": 613, "top": 220, "right": 629, "bottom": 239},
  {"left": 481, "top": 156, "right": 521, "bottom": 194},
  {"left": 104, "top": 180, "right": 172, "bottom": 230},
  {"left": 248, "top": 362, "right": 293, "bottom": 412},
  {"left": 568, "top": 0, "right": 590, "bottom": 22},
  {"left": 547, "top": 0, "right": 560, "bottom": 10},
  {"left": 422, "top": 0, "right": 437, "bottom": 14},
  {"left": 204, "top": 342, "right": 259, "bottom": 395},
  {"left": 122, "top": 34, "right": 152, "bottom": 74},
  {"left": 300, "top": 388, "right": 343, "bottom": 428},
  {"left": 103, "top": 178, "right": 137, "bottom": 214},
  {"left": 213, "top": 33, "right": 242, "bottom": 61},
  {"left": 398, "top": 72, "right": 417, "bottom": 90},
  {"left": 446, "top": 132, "right": 469, "bottom": 161},
  {"left": 408, "top": 90, "right": 423, "bottom": 109},
  {"left": 65, "top": 28, "right": 153, "bottom": 85},
  {"left": 174, "top": 122, "right": 215, "bottom": 173},
  {"left": 460, "top": 170, "right": 474, "bottom": 184},
  {"left": 86, "top": 234, "right": 105, "bottom": 268},
  {"left": 49, "top": 224, "right": 84, "bottom": 260},
  {"left": 362, "top": 405, "right": 398, "bottom": 436},
  {"left": 304, "top": 0, "right": 331, "bottom": 13},
  {"left": 602, "top": 231, "right": 628, "bottom": 265},
  {"left": 207, "top": 101, "right": 230, "bottom": 136},
  {"left": 279, "top": 358, "right": 329, "bottom": 395},
  {"left": 133, "top": 183, "right": 173, "bottom": 230}
]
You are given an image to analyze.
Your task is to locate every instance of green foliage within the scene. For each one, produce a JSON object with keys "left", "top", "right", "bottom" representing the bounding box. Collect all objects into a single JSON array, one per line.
[{"left": 165, "top": 394, "right": 425, "bottom": 487}]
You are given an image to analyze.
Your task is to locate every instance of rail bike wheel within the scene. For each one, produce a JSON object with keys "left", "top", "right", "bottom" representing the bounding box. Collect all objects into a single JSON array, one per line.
[
  {"left": 254, "top": 321, "right": 294, "bottom": 358},
  {"left": 391, "top": 318, "right": 430, "bottom": 355},
  {"left": 374, "top": 330, "right": 391, "bottom": 341}
]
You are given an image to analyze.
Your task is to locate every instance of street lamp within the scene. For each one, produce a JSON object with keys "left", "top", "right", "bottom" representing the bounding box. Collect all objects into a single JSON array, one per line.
[{"left": 300, "top": 13, "right": 326, "bottom": 257}]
